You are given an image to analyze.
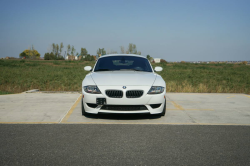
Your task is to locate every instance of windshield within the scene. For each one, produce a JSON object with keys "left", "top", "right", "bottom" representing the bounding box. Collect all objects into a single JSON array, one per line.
[{"left": 94, "top": 56, "right": 153, "bottom": 72}]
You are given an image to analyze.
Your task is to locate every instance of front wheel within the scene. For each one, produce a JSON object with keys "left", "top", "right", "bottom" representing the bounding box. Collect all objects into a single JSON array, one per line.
[{"left": 159, "top": 99, "right": 166, "bottom": 116}]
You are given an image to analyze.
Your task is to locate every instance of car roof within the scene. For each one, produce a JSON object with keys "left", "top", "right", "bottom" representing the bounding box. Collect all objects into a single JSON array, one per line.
[{"left": 98, "top": 54, "right": 147, "bottom": 59}]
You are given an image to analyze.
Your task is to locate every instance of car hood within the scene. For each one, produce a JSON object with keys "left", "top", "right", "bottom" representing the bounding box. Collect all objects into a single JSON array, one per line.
[{"left": 90, "top": 71, "right": 157, "bottom": 86}]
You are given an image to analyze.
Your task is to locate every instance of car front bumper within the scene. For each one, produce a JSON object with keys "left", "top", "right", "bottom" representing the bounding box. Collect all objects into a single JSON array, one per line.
[{"left": 82, "top": 86, "right": 166, "bottom": 114}]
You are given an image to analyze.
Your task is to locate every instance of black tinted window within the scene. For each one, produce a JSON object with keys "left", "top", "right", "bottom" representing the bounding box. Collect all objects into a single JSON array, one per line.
[{"left": 94, "top": 56, "right": 152, "bottom": 72}]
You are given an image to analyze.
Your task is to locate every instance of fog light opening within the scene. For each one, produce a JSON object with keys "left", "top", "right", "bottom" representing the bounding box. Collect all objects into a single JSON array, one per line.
[
  {"left": 150, "top": 104, "right": 162, "bottom": 109},
  {"left": 86, "top": 103, "right": 98, "bottom": 108}
]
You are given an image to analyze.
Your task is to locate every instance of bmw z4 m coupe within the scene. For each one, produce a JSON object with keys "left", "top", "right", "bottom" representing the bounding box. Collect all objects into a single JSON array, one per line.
[{"left": 82, "top": 54, "right": 166, "bottom": 116}]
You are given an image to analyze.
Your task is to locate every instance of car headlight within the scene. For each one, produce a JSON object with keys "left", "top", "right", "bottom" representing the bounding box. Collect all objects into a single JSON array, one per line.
[
  {"left": 148, "top": 86, "right": 164, "bottom": 94},
  {"left": 83, "top": 85, "right": 101, "bottom": 94}
]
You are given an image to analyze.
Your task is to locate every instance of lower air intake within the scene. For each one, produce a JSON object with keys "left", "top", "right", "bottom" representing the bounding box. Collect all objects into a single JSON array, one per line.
[{"left": 101, "top": 105, "right": 148, "bottom": 111}]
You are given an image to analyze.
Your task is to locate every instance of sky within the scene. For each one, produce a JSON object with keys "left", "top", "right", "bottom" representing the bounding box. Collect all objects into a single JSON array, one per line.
[{"left": 0, "top": 0, "right": 249, "bottom": 61}]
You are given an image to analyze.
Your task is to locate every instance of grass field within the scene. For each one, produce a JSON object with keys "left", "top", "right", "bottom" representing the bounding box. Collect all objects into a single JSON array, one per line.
[{"left": 0, "top": 59, "right": 249, "bottom": 94}]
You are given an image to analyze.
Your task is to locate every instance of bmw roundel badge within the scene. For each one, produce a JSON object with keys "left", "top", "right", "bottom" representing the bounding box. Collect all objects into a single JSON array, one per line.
[{"left": 123, "top": 86, "right": 126, "bottom": 89}]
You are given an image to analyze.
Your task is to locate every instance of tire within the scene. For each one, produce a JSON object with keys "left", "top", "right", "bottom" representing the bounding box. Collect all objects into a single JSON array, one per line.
[
  {"left": 160, "top": 99, "right": 166, "bottom": 116},
  {"left": 81, "top": 98, "right": 87, "bottom": 116}
]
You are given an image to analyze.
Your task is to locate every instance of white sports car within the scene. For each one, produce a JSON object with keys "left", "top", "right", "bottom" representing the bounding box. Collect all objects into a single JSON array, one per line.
[{"left": 82, "top": 54, "right": 166, "bottom": 116}]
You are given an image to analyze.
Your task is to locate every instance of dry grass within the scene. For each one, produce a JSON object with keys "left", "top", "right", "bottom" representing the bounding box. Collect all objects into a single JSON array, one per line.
[
  {"left": 152, "top": 62, "right": 250, "bottom": 94},
  {"left": 165, "top": 81, "right": 248, "bottom": 93}
]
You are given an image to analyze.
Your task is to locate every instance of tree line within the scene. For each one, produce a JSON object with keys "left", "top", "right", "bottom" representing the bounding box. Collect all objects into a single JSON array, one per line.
[
  {"left": 20, "top": 43, "right": 143, "bottom": 60},
  {"left": 104, "top": 43, "right": 142, "bottom": 55},
  {"left": 119, "top": 43, "right": 141, "bottom": 55},
  {"left": 44, "top": 43, "right": 76, "bottom": 60}
]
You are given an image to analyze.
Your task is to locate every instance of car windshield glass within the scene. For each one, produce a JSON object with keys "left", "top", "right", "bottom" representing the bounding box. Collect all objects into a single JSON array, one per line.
[{"left": 94, "top": 56, "right": 152, "bottom": 72}]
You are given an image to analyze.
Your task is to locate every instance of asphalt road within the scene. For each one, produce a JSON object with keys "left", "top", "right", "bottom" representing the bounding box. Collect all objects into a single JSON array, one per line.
[{"left": 1, "top": 124, "right": 250, "bottom": 166}]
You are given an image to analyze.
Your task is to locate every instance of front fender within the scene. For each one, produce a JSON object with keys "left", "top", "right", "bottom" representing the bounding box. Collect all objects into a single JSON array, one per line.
[
  {"left": 152, "top": 75, "right": 166, "bottom": 88},
  {"left": 82, "top": 73, "right": 96, "bottom": 93}
]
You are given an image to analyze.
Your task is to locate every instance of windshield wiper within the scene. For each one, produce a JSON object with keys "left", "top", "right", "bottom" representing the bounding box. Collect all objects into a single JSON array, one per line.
[
  {"left": 119, "top": 69, "right": 145, "bottom": 72},
  {"left": 95, "top": 69, "right": 114, "bottom": 72}
]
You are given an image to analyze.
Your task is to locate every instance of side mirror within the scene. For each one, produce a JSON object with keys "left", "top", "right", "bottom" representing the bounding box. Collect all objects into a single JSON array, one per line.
[
  {"left": 84, "top": 66, "right": 92, "bottom": 71},
  {"left": 154, "top": 66, "right": 163, "bottom": 72}
]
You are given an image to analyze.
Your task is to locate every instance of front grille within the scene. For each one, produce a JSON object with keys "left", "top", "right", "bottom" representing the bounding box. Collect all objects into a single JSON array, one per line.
[
  {"left": 106, "top": 90, "right": 123, "bottom": 98},
  {"left": 101, "top": 105, "right": 148, "bottom": 111},
  {"left": 126, "top": 90, "right": 143, "bottom": 98}
]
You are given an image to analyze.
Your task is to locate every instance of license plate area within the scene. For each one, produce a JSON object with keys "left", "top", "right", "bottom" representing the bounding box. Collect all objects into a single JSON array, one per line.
[{"left": 96, "top": 98, "right": 107, "bottom": 105}]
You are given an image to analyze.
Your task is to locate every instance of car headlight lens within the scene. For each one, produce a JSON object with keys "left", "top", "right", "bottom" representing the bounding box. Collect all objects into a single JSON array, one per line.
[
  {"left": 83, "top": 85, "right": 101, "bottom": 94},
  {"left": 148, "top": 86, "right": 164, "bottom": 94}
]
